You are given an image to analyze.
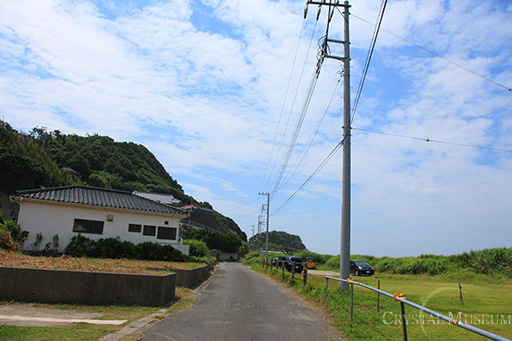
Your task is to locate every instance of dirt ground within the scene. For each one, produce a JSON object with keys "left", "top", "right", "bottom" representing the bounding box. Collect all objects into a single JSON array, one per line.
[
  {"left": 306, "top": 269, "right": 340, "bottom": 277},
  {"left": 0, "top": 250, "right": 194, "bottom": 274}
]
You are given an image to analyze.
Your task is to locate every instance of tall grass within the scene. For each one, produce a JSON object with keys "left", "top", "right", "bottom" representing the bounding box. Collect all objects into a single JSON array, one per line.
[
  {"left": 286, "top": 248, "right": 512, "bottom": 279},
  {"left": 246, "top": 247, "right": 512, "bottom": 279},
  {"left": 369, "top": 248, "right": 512, "bottom": 278},
  {"left": 246, "top": 259, "right": 512, "bottom": 340}
]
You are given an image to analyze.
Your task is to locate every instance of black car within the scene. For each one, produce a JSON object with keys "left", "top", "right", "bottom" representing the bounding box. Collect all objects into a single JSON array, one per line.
[
  {"left": 350, "top": 260, "right": 374, "bottom": 276},
  {"left": 277, "top": 256, "right": 303, "bottom": 273}
]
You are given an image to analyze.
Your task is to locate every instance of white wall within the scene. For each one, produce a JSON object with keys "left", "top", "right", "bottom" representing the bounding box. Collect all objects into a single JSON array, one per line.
[{"left": 18, "top": 201, "right": 188, "bottom": 255}]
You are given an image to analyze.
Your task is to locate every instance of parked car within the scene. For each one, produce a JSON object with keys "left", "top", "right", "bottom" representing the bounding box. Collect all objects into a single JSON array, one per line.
[
  {"left": 304, "top": 257, "right": 316, "bottom": 269},
  {"left": 350, "top": 260, "right": 374, "bottom": 276},
  {"left": 277, "top": 256, "right": 303, "bottom": 273}
]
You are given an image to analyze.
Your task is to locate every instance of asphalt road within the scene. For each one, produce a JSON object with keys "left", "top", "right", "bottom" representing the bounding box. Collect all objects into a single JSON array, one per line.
[{"left": 141, "top": 262, "right": 341, "bottom": 341}]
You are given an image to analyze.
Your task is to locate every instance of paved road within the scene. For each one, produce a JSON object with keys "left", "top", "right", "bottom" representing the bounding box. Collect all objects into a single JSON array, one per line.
[{"left": 141, "top": 262, "right": 341, "bottom": 341}]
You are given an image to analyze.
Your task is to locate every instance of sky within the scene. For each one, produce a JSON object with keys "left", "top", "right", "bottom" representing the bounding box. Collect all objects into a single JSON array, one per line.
[{"left": 1, "top": 0, "right": 511, "bottom": 257}]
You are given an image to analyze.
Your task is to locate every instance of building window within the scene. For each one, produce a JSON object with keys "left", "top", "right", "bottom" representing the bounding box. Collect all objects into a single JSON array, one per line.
[
  {"left": 128, "top": 224, "right": 142, "bottom": 233},
  {"left": 143, "top": 225, "right": 156, "bottom": 236},
  {"left": 157, "top": 227, "right": 177, "bottom": 240},
  {"left": 73, "top": 219, "right": 104, "bottom": 234}
]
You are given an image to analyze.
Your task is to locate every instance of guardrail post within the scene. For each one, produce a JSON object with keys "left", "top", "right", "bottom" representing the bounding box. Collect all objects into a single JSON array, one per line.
[
  {"left": 316, "top": 276, "right": 508, "bottom": 340},
  {"left": 459, "top": 283, "right": 464, "bottom": 305},
  {"left": 281, "top": 262, "right": 285, "bottom": 281},
  {"left": 400, "top": 301, "right": 408, "bottom": 341},
  {"left": 324, "top": 277, "right": 329, "bottom": 299},
  {"left": 350, "top": 281, "right": 354, "bottom": 321},
  {"left": 377, "top": 279, "right": 381, "bottom": 312},
  {"left": 303, "top": 269, "right": 307, "bottom": 287},
  {"left": 291, "top": 262, "right": 295, "bottom": 284}
]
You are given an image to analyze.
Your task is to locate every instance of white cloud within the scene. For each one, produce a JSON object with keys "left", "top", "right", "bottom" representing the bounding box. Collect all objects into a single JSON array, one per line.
[{"left": 0, "top": 0, "right": 510, "bottom": 256}]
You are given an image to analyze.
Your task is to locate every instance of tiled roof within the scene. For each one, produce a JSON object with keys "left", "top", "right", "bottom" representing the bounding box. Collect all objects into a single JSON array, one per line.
[{"left": 14, "top": 185, "right": 188, "bottom": 216}]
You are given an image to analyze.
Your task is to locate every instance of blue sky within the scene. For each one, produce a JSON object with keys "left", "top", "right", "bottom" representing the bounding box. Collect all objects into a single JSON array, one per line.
[{"left": 1, "top": 0, "right": 511, "bottom": 257}]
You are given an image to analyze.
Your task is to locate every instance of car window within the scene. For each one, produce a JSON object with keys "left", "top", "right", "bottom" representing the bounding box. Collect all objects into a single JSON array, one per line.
[{"left": 354, "top": 260, "right": 370, "bottom": 266}]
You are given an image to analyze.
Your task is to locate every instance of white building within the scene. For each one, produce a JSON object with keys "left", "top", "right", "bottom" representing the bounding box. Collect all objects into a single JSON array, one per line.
[{"left": 10, "top": 185, "right": 190, "bottom": 255}]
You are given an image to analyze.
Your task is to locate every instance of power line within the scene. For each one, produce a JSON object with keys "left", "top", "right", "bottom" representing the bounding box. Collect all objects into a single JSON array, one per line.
[
  {"left": 280, "top": 74, "right": 343, "bottom": 190},
  {"left": 352, "top": 127, "right": 512, "bottom": 153},
  {"left": 221, "top": 196, "right": 261, "bottom": 214},
  {"left": 270, "top": 69, "right": 320, "bottom": 198},
  {"left": 347, "top": 0, "right": 387, "bottom": 124},
  {"left": 351, "top": 14, "right": 512, "bottom": 93},
  {"left": 272, "top": 137, "right": 344, "bottom": 217},
  {"left": 260, "top": 17, "right": 308, "bottom": 192},
  {"left": 262, "top": 18, "right": 320, "bottom": 194}
]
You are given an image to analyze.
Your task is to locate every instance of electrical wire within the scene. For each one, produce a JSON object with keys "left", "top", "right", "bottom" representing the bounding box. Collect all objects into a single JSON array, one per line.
[
  {"left": 260, "top": 17, "right": 308, "bottom": 192},
  {"left": 272, "top": 137, "right": 344, "bottom": 217},
  {"left": 352, "top": 127, "right": 512, "bottom": 153},
  {"left": 270, "top": 69, "right": 320, "bottom": 198},
  {"left": 280, "top": 74, "right": 343, "bottom": 190},
  {"left": 351, "top": 14, "right": 512, "bottom": 93},
  {"left": 261, "top": 17, "right": 320, "bottom": 194},
  {"left": 221, "top": 196, "right": 261, "bottom": 214},
  {"left": 348, "top": 0, "right": 387, "bottom": 124}
]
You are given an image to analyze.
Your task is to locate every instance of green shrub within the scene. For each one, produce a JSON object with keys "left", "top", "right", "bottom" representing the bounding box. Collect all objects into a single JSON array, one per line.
[
  {"left": 325, "top": 255, "right": 340, "bottom": 270},
  {"left": 294, "top": 251, "right": 331, "bottom": 264},
  {"left": 65, "top": 236, "right": 188, "bottom": 262},
  {"left": 0, "top": 215, "right": 28, "bottom": 250},
  {"left": 65, "top": 234, "right": 96, "bottom": 257},
  {"left": 373, "top": 257, "right": 402, "bottom": 273},
  {"left": 43, "top": 234, "right": 60, "bottom": 255},
  {"left": 0, "top": 229, "right": 15, "bottom": 250},
  {"left": 91, "top": 237, "right": 136, "bottom": 259},
  {"left": 135, "top": 242, "right": 164, "bottom": 260},
  {"left": 184, "top": 239, "right": 209, "bottom": 257},
  {"left": 188, "top": 255, "right": 216, "bottom": 267},
  {"left": 161, "top": 244, "right": 186, "bottom": 261},
  {"left": 473, "top": 248, "right": 512, "bottom": 276},
  {"left": 396, "top": 257, "right": 447, "bottom": 275}
]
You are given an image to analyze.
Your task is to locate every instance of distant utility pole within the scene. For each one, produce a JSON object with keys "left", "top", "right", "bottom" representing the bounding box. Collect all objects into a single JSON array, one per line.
[
  {"left": 259, "top": 192, "right": 270, "bottom": 265},
  {"left": 306, "top": 0, "right": 351, "bottom": 291},
  {"left": 257, "top": 216, "right": 262, "bottom": 252}
]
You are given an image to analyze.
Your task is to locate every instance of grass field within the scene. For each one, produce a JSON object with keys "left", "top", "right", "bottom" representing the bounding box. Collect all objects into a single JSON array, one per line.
[
  {"left": 252, "top": 263, "right": 512, "bottom": 340},
  {"left": 0, "top": 286, "right": 194, "bottom": 340}
]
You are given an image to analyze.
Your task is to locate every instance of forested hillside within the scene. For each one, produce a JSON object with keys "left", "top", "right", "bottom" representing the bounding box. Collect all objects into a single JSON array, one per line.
[
  {"left": 249, "top": 230, "right": 306, "bottom": 252},
  {"left": 0, "top": 122, "right": 76, "bottom": 194},
  {"left": 0, "top": 121, "right": 244, "bottom": 238}
]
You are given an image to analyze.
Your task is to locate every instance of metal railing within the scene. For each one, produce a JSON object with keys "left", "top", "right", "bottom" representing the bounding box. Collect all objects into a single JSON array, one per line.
[{"left": 323, "top": 276, "right": 510, "bottom": 341}]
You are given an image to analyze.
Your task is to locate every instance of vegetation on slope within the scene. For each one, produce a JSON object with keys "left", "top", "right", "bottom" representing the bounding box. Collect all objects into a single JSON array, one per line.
[
  {"left": 0, "top": 121, "right": 243, "bottom": 238},
  {"left": 0, "top": 121, "right": 76, "bottom": 194},
  {"left": 249, "top": 230, "right": 306, "bottom": 252}
]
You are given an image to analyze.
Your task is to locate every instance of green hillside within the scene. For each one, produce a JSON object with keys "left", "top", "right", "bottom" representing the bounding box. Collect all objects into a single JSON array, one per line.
[
  {"left": 0, "top": 122, "right": 77, "bottom": 194},
  {"left": 249, "top": 230, "right": 306, "bottom": 252},
  {"left": 0, "top": 121, "right": 244, "bottom": 238}
]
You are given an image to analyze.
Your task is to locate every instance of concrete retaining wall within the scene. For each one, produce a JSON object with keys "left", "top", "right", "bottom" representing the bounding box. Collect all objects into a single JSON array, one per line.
[
  {"left": 172, "top": 265, "right": 210, "bottom": 288},
  {"left": 0, "top": 267, "right": 176, "bottom": 306}
]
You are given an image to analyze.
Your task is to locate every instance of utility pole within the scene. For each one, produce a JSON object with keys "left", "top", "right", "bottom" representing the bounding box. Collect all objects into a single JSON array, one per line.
[
  {"left": 306, "top": 0, "right": 351, "bottom": 291},
  {"left": 340, "top": 0, "right": 351, "bottom": 292},
  {"left": 259, "top": 192, "right": 270, "bottom": 266}
]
